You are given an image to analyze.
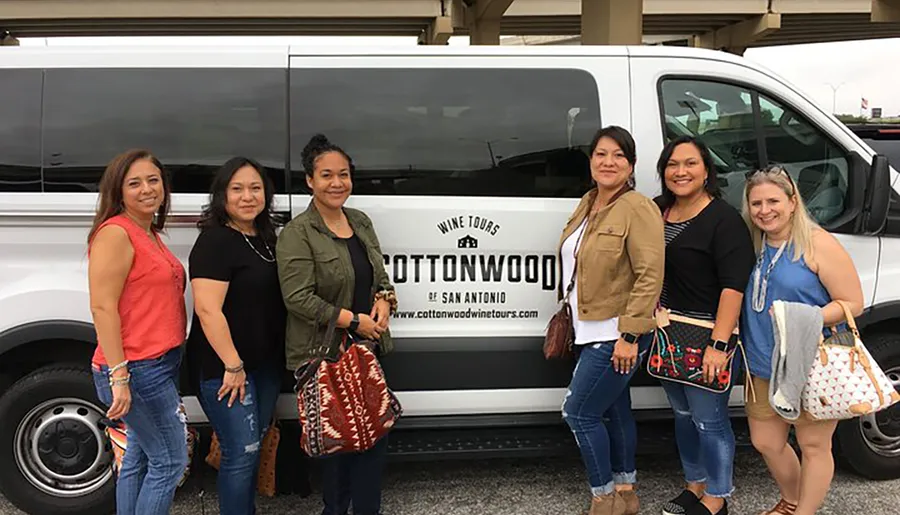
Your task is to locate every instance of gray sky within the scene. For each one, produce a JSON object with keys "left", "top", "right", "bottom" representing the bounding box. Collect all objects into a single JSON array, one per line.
[
  {"left": 20, "top": 35, "right": 900, "bottom": 117},
  {"left": 744, "top": 38, "right": 900, "bottom": 117}
]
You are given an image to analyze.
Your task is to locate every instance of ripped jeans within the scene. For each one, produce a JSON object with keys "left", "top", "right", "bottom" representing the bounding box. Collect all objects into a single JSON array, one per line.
[
  {"left": 661, "top": 381, "right": 735, "bottom": 497},
  {"left": 563, "top": 337, "right": 650, "bottom": 497},
  {"left": 199, "top": 365, "right": 281, "bottom": 515},
  {"left": 92, "top": 347, "right": 188, "bottom": 515}
]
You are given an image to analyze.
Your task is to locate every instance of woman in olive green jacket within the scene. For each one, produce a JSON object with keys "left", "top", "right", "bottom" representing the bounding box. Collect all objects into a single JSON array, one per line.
[{"left": 275, "top": 134, "right": 397, "bottom": 515}]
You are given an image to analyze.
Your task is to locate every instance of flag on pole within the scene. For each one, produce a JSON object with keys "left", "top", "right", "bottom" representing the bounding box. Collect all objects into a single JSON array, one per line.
[{"left": 861, "top": 97, "right": 869, "bottom": 110}]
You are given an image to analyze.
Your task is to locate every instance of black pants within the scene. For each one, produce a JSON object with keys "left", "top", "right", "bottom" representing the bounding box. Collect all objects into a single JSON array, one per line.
[{"left": 321, "top": 435, "right": 389, "bottom": 515}]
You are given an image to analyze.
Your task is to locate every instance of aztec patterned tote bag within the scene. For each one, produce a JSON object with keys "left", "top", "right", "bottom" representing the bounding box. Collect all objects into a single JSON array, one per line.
[{"left": 294, "top": 307, "right": 402, "bottom": 457}]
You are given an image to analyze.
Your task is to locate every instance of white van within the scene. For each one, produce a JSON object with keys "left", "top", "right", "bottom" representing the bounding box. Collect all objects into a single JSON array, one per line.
[{"left": 0, "top": 44, "right": 897, "bottom": 514}]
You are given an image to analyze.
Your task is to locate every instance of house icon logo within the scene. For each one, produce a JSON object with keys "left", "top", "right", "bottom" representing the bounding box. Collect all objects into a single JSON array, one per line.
[{"left": 457, "top": 235, "right": 478, "bottom": 249}]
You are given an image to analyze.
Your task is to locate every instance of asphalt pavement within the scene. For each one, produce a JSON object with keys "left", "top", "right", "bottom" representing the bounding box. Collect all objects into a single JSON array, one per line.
[{"left": 3, "top": 430, "right": 899, "bottom": 514}]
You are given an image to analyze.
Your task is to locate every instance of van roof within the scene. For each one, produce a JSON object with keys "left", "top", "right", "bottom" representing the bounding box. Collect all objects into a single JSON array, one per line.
[{"left": 0, "top": 43, "right": 749, "bottom": 68}]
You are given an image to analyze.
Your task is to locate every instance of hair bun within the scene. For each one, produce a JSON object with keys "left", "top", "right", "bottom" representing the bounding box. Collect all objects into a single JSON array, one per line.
[{"left": 302, "top": 134, "right": 330, "bottom": 161}]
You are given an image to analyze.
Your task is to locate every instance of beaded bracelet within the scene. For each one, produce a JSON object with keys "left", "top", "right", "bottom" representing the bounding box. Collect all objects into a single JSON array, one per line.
[
  {"left": 109, "top": 374, "right": 131, "bottom": 387},
  {"left": 374, "top": 290, "right": 398, "bottom": 315},
  {"left": 109, "top": 360, "right": 129, "bottom": 374}
]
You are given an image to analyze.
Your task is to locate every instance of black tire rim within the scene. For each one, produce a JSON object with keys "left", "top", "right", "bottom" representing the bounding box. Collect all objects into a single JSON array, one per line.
[
  {"left": 860, "top": 366, "right": 900, "bottom": 458},
  {"left": 13, "top": 397, "right": 113, "bottom": 497}
]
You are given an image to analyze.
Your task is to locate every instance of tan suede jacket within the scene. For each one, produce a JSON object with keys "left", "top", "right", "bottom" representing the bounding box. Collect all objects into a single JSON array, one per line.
[{"left": 558, "top": 189, "right": 665, "bottom": 335}]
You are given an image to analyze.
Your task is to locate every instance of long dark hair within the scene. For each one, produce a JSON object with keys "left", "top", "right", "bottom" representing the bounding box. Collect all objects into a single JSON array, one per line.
[
  {"left": 88, "top": 149, "right": 170, "bottom": 243},
  {"left": 655, "top": 136, "right": 721, "bottom": 211},
  {"left": 198, "top": 157, "right": 279, "bottom": 243},
  {"left": 590, "top": 125, "right": 637, "bottom": 187},
  {"left": 301, "top": 133, "right": 354, "bottom": 177}
]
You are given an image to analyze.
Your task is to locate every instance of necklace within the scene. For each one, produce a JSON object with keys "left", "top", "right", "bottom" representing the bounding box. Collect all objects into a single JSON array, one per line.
[
  {"left": 239, "top": 230, "right": 275, "bottom": 263},
  {"left": 751, "top": 234, "right": 787, "bottom": 312},
  {"left": 668, "top": 194, "right": 710, "bottom": 222}
]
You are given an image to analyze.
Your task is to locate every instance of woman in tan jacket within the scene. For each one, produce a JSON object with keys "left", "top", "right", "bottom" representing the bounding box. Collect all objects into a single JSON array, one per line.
[{"left": 559, "top": 126, "right": 665, "bottom": 515}]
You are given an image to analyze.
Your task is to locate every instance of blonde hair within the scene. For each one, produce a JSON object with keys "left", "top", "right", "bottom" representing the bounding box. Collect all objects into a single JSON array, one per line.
[{"left": 741, "top": 165, "right": 819, "bottom": 262}]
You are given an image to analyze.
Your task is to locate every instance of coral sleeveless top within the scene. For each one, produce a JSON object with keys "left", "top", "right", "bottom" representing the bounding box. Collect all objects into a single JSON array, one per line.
[{"left": 90, "top": 215, "right": 187, "bottom": 365}]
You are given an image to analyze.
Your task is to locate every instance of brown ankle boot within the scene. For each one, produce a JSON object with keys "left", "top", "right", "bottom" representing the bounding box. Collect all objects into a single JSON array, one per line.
[
  {"left": 618, "top": 489, "right": 639, "bottom": 514},
  {"left": 588, "top": 492, "right": 627, "bottom": 515}
]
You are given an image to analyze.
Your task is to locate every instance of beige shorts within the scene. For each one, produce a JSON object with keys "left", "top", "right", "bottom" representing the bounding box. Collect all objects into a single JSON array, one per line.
[{"left": 744, "top": 375, "right": 823, "bottom": 426}]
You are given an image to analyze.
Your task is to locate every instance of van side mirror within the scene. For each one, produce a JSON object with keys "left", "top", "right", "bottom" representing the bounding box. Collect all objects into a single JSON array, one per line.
[{"left": 860, "top": 154, "right": 891, "bottom": 235}]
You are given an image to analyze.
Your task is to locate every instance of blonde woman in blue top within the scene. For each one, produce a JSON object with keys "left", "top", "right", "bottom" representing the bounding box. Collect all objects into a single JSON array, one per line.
[{"left": 740, "top": 166, "right": 863, "bottom": 515}]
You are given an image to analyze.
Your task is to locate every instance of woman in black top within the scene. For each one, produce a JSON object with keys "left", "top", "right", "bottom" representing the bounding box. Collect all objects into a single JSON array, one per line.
[
  {"left": 187, "top": 157, "right": 287, "bottom": 515},
  {"left": 654, "top": 137, "right": 755, "bottom": 515}
]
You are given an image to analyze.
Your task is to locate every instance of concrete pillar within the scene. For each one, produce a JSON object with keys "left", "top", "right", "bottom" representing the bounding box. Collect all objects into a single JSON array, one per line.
[
  {"left": 463, "top": 0, "right": 515, "bottom": 45},
  {"left": 581, "top": 0, "right": 643, "bottom": 46},
  {"left": 873, "top": 0, "right": 900, "bottom": 22},
  {"left": 470, "top": 18, "right": 501, "bottom": 45}
]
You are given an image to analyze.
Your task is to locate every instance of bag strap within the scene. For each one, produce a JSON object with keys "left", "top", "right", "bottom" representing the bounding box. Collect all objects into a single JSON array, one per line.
[
  {"left": 294, "top": 304, "right": 344, "bottom": 391},
  {"left": 835, "top": 300, "right": 861, "bottom": 339},
  {"left": 562, "top": 214, "right": 591, "bottom": 301}
]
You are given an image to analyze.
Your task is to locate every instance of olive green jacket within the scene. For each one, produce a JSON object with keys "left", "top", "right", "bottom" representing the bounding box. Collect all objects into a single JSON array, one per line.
[{"left": 276, "top": 201, "right": 395, "bottom": 371}]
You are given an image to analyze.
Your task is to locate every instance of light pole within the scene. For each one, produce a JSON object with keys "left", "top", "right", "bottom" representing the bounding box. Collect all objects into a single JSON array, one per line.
[{"left": 826, "top": 82, "right": 845, "bottom": 115}]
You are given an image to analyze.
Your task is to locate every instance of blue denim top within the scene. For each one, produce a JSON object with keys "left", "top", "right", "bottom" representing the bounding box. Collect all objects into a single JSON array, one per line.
[{"left": 741, "top": 242, "right": 832, "bottom": 379}]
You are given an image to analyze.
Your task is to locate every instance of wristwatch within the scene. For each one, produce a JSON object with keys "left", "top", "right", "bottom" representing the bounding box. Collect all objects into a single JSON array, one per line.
[
  {"left": 349, "top": 314, "right": 360, "bottom": 333},
  {"left": 622, "top": 333, "right": 639, "bottom": 344},
  {"left": 708, "top": 338, "right": 730, "bottom": 352}
]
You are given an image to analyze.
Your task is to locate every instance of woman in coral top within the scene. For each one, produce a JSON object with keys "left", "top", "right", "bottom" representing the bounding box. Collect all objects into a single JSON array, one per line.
[{"left": 87, "top": 149, "right": 188, "bottom": 515}]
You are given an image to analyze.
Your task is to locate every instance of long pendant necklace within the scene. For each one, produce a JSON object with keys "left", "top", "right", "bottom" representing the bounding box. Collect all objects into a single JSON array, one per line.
[{"left": 751, "top": 234, "right": 787, "bottom": 313}]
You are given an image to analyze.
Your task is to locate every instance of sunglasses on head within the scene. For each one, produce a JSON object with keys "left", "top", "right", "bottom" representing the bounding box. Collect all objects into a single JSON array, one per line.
[{"left": 745, "top": 164, "right": 795, "bottom": 195}]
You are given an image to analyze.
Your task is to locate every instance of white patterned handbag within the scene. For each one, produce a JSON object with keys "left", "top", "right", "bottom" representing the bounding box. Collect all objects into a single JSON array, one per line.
[{"left": 802, "top": 301, "right": 900, "bottom": 421}]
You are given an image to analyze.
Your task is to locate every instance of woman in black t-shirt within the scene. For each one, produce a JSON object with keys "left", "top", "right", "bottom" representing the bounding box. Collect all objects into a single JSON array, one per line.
[
  {"left": 653, "top": 137, "right": 755, "bottom": 515},
  {"left": 186, "top": 157, "right": 292, "bottom": 515}
]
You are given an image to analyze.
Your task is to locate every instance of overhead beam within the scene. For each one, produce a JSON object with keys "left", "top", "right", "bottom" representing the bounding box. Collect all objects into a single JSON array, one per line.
[
  {"left": 872, "top": 0, "right": 900, "bottom": 21},
  {"left": 581, "top": 0, "right": 643, "bottom": 45},
  {"left": 418, "top": 15, "right": 453, "bottom": 44},
  {"left": 695, "top": 12, "right": 781, "bottom": 54},
  {"left": 0, "top": 0, "right": 444, "bottom": 18}
]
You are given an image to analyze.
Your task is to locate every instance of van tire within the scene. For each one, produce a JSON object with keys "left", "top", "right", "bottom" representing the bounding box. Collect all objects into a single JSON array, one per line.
[
  {"left": 0, "top": 366, "right": 115, "bottom": 515},
  {"left": 836, "top": 332, "right": 900, "bottom": 480}
]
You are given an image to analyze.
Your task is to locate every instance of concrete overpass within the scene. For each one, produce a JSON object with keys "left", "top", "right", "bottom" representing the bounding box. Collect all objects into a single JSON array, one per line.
[{"left": 1, "top": 0, "right": 900, "bottom": 53}]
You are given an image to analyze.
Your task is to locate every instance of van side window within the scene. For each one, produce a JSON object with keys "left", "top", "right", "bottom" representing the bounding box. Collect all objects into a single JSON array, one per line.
[
  {"left": 42, "top": 68, "right": 287, "bottom": 194},
  {"left": 290, "top": 68, "right": 601, "bottom": 197},
  {"left": 660, "top": 79, "right": 850, "bottom": 226},
  {"left": 0, "top": 70, "right": 42, "bottom": 192}
]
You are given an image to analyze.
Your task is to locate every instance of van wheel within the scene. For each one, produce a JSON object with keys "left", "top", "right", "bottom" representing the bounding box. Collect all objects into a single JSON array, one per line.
[
  {"left": 836, "top": 332, "right": 900, "bottom": 479},
  {"left": 0, "top": 366, "right": 115, "bottom": 514}
]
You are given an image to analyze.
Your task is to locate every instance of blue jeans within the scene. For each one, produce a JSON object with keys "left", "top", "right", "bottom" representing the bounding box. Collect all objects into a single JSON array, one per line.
[
  {"left": 198, "top": 365, "right": 282, "bottom": 515},
  {"left": 321, "top": 435, "right": 389, "bottom": 515},
  {"left": 92, "top": 347, "right": 188, "bottom": 515},
  {"left": 562, "top": 336, "right": 650, "bottom": 497},
  {"left": 661, "top": 381, "right": 735, "bottom": 497}
]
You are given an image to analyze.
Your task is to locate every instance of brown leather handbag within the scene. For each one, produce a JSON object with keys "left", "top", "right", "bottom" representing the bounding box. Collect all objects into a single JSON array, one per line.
[
  {"left": 205, "top": 422, "right": 281, "bottom": 497},
  {"left": 544, "top": 217, "right": 589, "bottom": 360}
]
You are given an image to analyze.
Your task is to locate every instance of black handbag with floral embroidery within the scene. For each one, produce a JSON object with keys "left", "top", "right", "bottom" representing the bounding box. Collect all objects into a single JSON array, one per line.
[{"left": 647, "top": 308, "right": 742, "bottom": 393}]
